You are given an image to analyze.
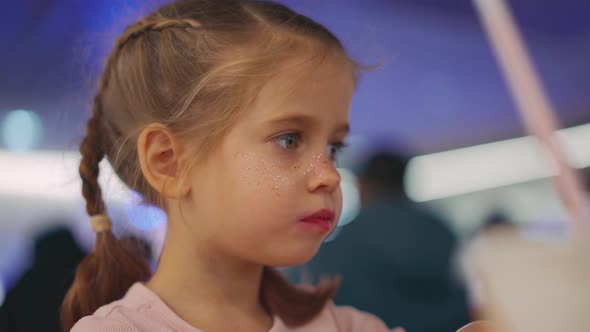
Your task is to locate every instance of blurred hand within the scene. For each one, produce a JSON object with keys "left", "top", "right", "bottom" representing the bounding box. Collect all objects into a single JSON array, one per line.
[
  {"left": 391, "top": 327, "right": 406, "bottom": 332},
  {"left": 465, "top": 229, "right": 590, "bottom": 332}
]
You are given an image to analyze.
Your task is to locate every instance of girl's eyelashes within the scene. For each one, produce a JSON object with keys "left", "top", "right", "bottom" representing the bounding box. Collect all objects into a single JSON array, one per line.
[
  {"left": 274, "top": 132, "right": 302, "bottom": 150},
  {"left": 328, "top": 141, "right": 349, "bottom": 161}
]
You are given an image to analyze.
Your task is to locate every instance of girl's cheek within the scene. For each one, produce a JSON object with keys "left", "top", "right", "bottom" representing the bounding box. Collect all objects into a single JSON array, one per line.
[
  {"left": 237, "top": 151, "right": 294, "bottom": 186},
  {"left": 272, "top": 150, "right": 301, "bottom": 169},
  {"left": 267, "top": 171, "right": 293, "bottom": 197}
]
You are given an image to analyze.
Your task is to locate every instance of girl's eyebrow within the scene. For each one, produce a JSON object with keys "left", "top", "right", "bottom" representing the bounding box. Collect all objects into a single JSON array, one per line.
[{"left": 266, "top": 114, "right": 350, "bottom": 135}]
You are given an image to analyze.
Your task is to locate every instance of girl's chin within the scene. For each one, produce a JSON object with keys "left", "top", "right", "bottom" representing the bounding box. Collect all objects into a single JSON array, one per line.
[{"left": 264, "top": 246, "right": 322, "bottom": 267}]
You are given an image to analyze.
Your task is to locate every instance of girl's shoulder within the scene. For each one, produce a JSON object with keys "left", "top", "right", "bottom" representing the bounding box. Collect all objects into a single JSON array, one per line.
[
  {"left": 72, "top": 315, "right": 138, "bottom": 332},
  {"left": 70, "top": 283, "right": 198, "bottom": 332},
  {"left": 70, "top": 282, "right": 148, "bottom": 332},
  {"left": 70, "top": 295, "right": 142, "bottom": 332}
]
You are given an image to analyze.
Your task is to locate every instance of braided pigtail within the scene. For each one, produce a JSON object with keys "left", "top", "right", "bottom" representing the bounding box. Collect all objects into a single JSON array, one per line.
[{"left": 60, "top": 18, "right": 200, "bottom": 331}]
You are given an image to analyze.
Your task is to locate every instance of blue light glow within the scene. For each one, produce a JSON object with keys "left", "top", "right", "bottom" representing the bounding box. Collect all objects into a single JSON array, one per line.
[
  {"left": 337, "top": 168, "right": 361, "bottom": 227},
  {"left": 1, "top": 110, "right": 43, "bottom": 152},
  {"left": 124, "top": 191, "right": 167, "bottom": 231}
]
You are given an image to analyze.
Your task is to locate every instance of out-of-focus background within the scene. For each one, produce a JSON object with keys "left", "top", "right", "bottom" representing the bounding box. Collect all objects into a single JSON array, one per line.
[{"left": 1, "top": 1, "right": 589, "bottom": 331}]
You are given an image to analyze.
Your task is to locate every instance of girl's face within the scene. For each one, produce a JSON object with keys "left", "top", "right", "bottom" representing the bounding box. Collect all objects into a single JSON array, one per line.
[{"left": 184, "top": 54, "right": 354, "bottom": 267}]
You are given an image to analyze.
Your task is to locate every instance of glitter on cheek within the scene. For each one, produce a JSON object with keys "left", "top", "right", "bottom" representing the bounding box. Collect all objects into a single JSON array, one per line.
[
  {"left": 302, "top": 153, "right": 324, "bottom": 176},
  {"left": 267, "top": 162, "right": 294, "bottom": 198},
  {"left": 270, "top": 173, "right": 291, "bottom": 197},
  {"left": 235, "top": 152, "right": 268, "bottom": 191},
  {"left": 303, "top": 161, "right": 314, "bottom": 176},
  {"left": 236, "top": 151, "right": 294, "bottom": 197}
]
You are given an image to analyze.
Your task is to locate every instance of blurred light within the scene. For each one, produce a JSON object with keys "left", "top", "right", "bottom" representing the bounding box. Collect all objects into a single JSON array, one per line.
[
  {"left": 1, "top": 110, "right": 43, "bottom": 152},
  {"left": 337, "top": 168, "right": 361, "bottom": 227},
  {"left": 323, "top": 226, "right": 342, "bottom": 243},
  {"left": 556, "top": 123, "right": 590, "bottom": 169},
  {"left": 0, "top": 150, "right": 129, "bottom": 202},
  {"left": 406, "top": 123, "right": 590, "bottom": 202},
  {"left": 125, "top": 191, "right": 167, "bottom": 231}
]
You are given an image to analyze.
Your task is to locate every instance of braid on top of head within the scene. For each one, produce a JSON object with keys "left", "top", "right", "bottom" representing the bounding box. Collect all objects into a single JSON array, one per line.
[
  {"left": 78, "top": 17, "right": 199, "bottom": 218},
  {"left": 61, "top": 17, "right": 201, "bottom": 332}
]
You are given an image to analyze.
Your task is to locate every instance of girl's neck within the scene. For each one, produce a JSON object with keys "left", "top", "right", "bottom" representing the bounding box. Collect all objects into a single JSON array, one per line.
[{"left": 146, "top": 229, "right": 273, "bottom": 332}]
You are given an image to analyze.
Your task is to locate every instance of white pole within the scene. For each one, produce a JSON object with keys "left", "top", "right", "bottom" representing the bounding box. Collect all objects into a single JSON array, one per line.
[{"left": 472, "top": 0, "right": 589, "bottom": 240}]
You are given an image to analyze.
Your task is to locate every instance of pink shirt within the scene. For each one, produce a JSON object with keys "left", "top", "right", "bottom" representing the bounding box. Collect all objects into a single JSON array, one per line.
[{"left": 72, "top": 283, "right": 392, "bottom": 331}]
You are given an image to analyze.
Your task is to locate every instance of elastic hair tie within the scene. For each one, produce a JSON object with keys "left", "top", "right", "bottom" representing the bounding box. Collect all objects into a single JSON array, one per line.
[{"left": 90, "top": 214, "right": 112, "bottom": 233}]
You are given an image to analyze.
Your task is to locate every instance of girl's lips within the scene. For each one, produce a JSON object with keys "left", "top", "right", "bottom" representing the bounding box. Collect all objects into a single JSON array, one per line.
[{"left": 299, "top": 209, "right": 335, "bottom": 232}]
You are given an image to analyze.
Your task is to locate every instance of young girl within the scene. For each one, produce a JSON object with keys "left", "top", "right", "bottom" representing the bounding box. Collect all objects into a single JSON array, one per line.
[{"left": 63, "top": 1, "right": 400, "bottom": 331}]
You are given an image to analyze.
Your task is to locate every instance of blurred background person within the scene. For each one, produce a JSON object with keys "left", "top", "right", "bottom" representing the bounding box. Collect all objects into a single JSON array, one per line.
[
  {"left": 298, "top": 151, "right": 470, "bottom": 332},
  {"left": 0, "top": 225, "right": 153, "bottom": 332},
  {"left": 0, "top": 225, "right": 86, "bottom": 332}
]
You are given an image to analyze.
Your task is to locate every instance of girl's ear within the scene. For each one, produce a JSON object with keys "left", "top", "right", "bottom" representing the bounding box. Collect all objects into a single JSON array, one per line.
[{"left": 137, "top": 123, "right": 191, "bottom": 199}]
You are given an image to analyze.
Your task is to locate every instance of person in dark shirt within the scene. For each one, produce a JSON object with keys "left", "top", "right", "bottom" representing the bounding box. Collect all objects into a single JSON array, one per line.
[{"left": 0, "top": 225, "right": 86, "bottom": 332}]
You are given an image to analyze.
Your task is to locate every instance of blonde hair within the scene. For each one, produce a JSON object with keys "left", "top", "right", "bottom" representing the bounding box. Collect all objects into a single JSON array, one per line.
[{"left": 62, "top": 0, "right": 360, "bottom": 330}]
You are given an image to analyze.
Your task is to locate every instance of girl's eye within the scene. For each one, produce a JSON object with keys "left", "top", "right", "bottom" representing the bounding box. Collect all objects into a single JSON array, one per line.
[
  {"left": 275, "top": 132, "right": 301, "bottom": 150},
  {"left": 328, "top": 142, "right": 349, "bottom": 161}
]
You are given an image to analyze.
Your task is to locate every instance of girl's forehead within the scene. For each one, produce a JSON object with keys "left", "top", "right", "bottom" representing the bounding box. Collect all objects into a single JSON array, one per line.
[{"left": 248, "top": 53, "right": 355, "bottom": 119}]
